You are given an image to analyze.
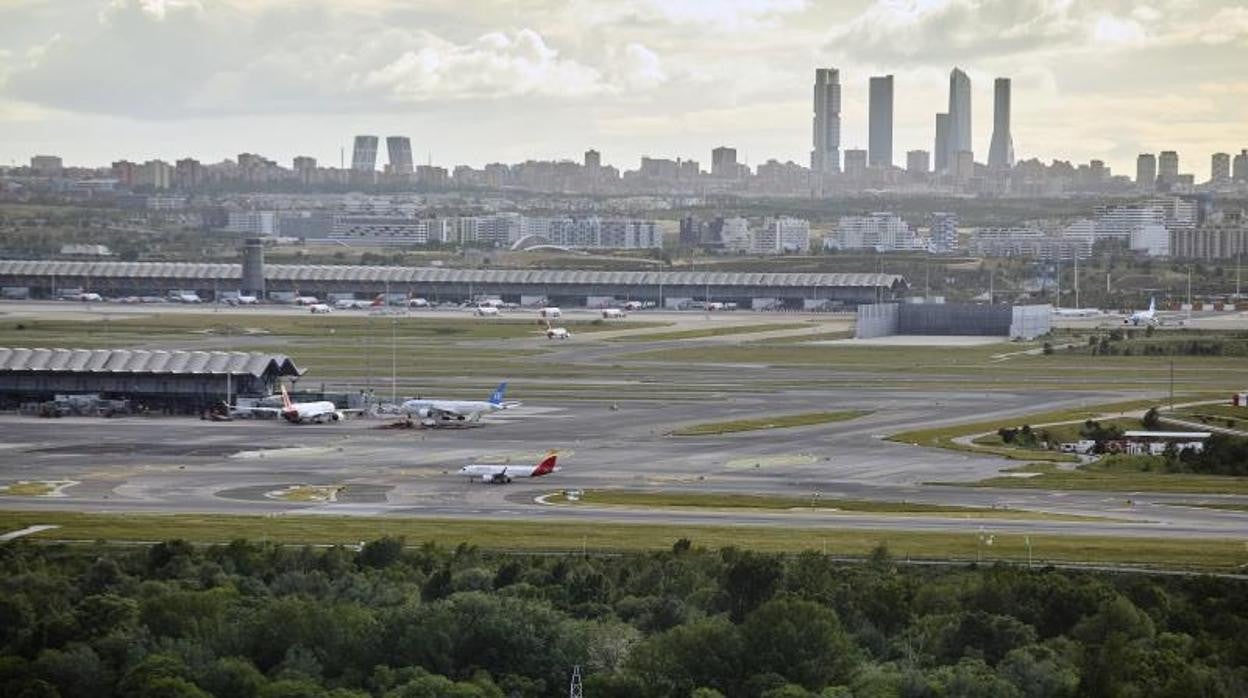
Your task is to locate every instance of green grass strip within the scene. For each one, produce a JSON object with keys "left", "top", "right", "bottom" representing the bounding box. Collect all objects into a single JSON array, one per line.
[{"left": 670, "top": 410, "right": 869, "bottom": 436}]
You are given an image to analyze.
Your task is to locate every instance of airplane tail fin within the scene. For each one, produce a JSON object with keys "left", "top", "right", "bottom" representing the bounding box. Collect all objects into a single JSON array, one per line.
[
  {"left": 280, "top": 384, "right": 293, "bottom": 410},
  {"left": 532, "top": 453, "right": 558, "bottom": 476},
  {"left": 1149, "top": 297, "right": 1156, "bottom": 312},
  {"left": 489, "top": 382, "right": 508, "bottom": 406}
]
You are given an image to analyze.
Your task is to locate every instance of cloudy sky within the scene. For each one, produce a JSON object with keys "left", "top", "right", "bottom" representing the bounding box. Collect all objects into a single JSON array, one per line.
[{"left": 1, "top": 0, "right": 1246, "bottom": 178}]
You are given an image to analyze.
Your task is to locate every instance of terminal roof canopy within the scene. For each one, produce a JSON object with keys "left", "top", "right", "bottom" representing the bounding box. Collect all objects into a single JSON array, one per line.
[
  {"left": 0, "top": 348, "right": 304, "bottom": 377},
  {"left": 0, "top": 260, "right": 907, "bottom": 290}
]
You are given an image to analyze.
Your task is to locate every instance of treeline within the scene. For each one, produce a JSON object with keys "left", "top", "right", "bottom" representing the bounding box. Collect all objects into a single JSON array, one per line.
[{"left": 2, "top": 539, "right": 1247, "bottom": 697}]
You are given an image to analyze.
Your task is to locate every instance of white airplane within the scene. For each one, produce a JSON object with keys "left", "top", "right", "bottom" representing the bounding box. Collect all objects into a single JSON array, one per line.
[
  {"left": 237, "top": 385, "right": 355, "bottom": 424},
  {"left": 293, "top": 295, "right": 320, "bottom": 306},
  {"left": 1125, "top": 298, "right": 1158, "bottom": 326},
  {"left": 76, "top": 292, "right": 103, "bottom": 302},
  {"left": 458, "top": 453, "right": 559, "bottom": 484},
  {"left": 400, "top": 382, "right": 519, "bottom": 425},
  {"left": 226, "top": 295, "right": 259, "bottom": 306},
  {"left": 623, "top": 301, "right": 645, "bottom": 311},
  {"left": 539, "top": 307, "right": 562, "bottom": 319},
  {"left": 309, "top": 303, "right": 332, "bottom": 314},
  {"left": 546, "top": 326, "right": 571, "bottom": 340},
  {"left": 601, "top": 308, "right": 627, "bottom": 319},
  {"left": 475, "top": 306, "right": 500, "bottom": 317}
]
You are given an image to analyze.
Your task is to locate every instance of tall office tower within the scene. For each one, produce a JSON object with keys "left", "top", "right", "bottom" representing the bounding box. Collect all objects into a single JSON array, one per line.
[
  {"left": 385, "top": 136, "right": 414, "bottom": 175},
  {"left": 351, "top": 135, "right": 379, "bottom": 172},
  {"left": 711, "top": 146, "right": 739, "bottom": 177},
  {"left": 987, "top": 78, "right": 1014, "bottom": 170},
  {"left": 843, "top": 149, "right": 868, "bottom": 179},
  {"left": 947, "top": 68, "right": 973, "bottom": 162},
  {"left": 868, "top": 75, "right": 894, "bottom": 168},
  {"left": 934, "top": 113, "right": 950, "bottom": 173},
  {"left": 1234, "top": 149, "right": 1248, "bottom": 182},
  {"left": 584, "top": 149, "right": 601, "bottom": 169},
  {"left": 906, "top": 150, "right": 930, "bottom": 174},
  {"left": 1158, "top": 150, "right": 1179, "bottom": 183},
  {"left": 811, "top": 68, "right": 841, "bottom": 174},
  {"left": 1211, "top": 152, "right": 1230, "bottom": 182},
  {"left": 1136, "top": 154, "right": 1157, "bottom": 187}
]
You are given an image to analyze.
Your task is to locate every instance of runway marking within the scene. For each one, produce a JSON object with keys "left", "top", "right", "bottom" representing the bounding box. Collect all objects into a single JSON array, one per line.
[
  {"left": 232, "top": 446, "right": 343, "bottom": 460},
  {"left": 724, "top": 454, "right": 819, "bottom": 469},
  {"left": 264, "top": 485, "right": 343, "bottom": 502},
  {"left": 0, "top": 525, "right": 60, "bottom": 541}
]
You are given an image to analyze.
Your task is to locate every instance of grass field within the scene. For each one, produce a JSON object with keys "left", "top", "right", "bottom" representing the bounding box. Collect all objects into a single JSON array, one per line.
[
  {"left": 547, "top": 490, "right": 1113, "bottom": 522},
  {"left": 1170, "top": 502, "right": 1248, "bottom": 513},
  {"left": 0, "top": 510, "right": 1242, "bottom": 570},
  {"left": 888, "top": 397, "right": 1202, "bottom": 462},
  {"left": 608, "top": 322, "right": 816, "bottom": 343},
  {"left": 0, "top": 482, "right": 56, "bottom": 496},
  {"left": 971, "top": 417, "right": 1141, "bottom": 451},
  {"left": 949, "top": 460, "right": 1248, "bottom": 495},
  {"left": 669, "top": 410, "right": 869, "bottom": 436}
]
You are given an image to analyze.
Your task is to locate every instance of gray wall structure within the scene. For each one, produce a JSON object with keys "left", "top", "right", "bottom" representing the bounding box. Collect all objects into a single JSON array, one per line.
[{"left": 855, "top": 303, "right": 1052, "bottom": 340}]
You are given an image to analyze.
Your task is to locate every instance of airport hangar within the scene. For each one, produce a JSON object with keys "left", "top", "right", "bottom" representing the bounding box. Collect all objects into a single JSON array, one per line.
[
  {"left": 0, "top": 348, "right": 304, "bottom": 413},
  {"left": 0, "top": 259, "right": 908, "bottom": 309}
]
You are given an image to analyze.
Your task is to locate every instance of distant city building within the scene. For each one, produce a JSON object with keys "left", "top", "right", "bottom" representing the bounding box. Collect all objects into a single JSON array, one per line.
[
  {"left": 1170, "top": 214, "right": 1248, "bottom": 259},
  {"left": 415, "top": 165, "right": 449, "bottom": 187},
  {"left": 293, "top": 156, "right": 317, "bottom": 171},
  {"left": 584, "top": 149, "right": 601, "bottom": 170},
  {"left": 906, "top": 150, "right": 930, "bottom": 175},
  {"left": 111, "top": 160, "right": 138, "bottom": 188},
  {"left": 137, "top": 160, "right": 173, "bottom": 190},
  {"left": 952, "top": 150, "right": 974, "bottom": 183},
  {"left": 934, "top": 113, "right": 950, "bottom": 173},
  {"left": 753, "top": 217, "right": 811, "bottom": 254},
  {"left": 327, "top": 216, "right": 446, "bottom": 245},
  {"left": 30, "top": 155, "right": 63, "bottom": 176},
  {"left": 719, "top": 217, "right": 752, "bottom": 253},
  {"left": 843, "top": 149, "right": 868, "bottom": 180},
  {"left": 173, "top": 158, "right": 202, "bottom": 190},
  {"left": 1136, "top": 154, "right": 1157, "bottom": 189},
  {"left": 811, "top": 68, "right": 842, "bottom": 175},
  {"left": 1234, "top": 149, "right": 1248, "bottom": 182},
  {"left": 827, "top": 213, "right": 918, "bottom": 251},
  {"left": 1158, "top": 150, "right": 1179, "bottom": 184},
  {"left": 928, "top": 212, "right": 959, "bottom": 253},
  {"left": 711, "top": 146, "right": 739, "bottom": 178},
  {"left": 1130, "top": 224, "right": 1170, "bottom": 257},
  {"left": 868, "top": 75, "right": 894, "bottom": 168},
  {"left": 946, "top": 68, "right": 973, "bottom": 164},
  {"left": 987, "top": 78, "right": 1014, "bottom": 170},
  {"left": 1211, "top": 152, "right": 1230, "bottom": 182},
  {"left": 351, "top": 135, "right": 379, "bottom": 172},
  {"left": 386, "top": 136, "right": 414, "bottom": 175},
  {"left": 225, "top": 211, "right": 279, "bottom": 236},
  {"left": 970, "top": 227, "right": 1091, "bottom": 260}
]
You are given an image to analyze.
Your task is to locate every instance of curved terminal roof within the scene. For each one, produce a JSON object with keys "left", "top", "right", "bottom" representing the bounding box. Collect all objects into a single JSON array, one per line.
[
  {"left": 0, "top": 260, "right": 907, "bottom": 289},
  {"left": 0, "top": 348, "right": 304, "bottom": 377}
]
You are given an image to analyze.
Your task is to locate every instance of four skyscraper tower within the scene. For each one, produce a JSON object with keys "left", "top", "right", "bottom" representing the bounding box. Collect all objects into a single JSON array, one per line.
[{"left": 813, "top": 67, "right": 1015, "bottom": 177}]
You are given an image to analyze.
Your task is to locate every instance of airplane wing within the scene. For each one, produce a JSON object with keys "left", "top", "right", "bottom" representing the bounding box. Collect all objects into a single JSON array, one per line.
[{"left": 232, "top": 405, "right": 282, "bottom": 414}]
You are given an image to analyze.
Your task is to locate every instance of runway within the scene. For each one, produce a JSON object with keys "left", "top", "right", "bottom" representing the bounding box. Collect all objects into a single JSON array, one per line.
[{"left": 2, "top": 386, "right": 1246, "bottom": 540}]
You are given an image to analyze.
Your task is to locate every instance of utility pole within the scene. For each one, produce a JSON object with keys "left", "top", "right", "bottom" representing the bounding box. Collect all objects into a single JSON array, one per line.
[
  {"left": 1187, "top": 266, "right": 1193, "bottom": 319},
  {"left": 391, "top": 317, "right": 398, "bottom": 406},
  {"left": 1074, "top": 253, "right": 1080, "bottom": 309}
]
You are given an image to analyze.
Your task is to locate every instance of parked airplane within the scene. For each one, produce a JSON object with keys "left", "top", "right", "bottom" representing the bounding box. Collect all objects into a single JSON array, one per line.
[
  {"left": 309, "top": 303, "right": 332, "bottom": 314},
  {"left": 601, "top": 308, "right": 627, "bottom": 319},
  {"left": 293, "top": 295, "right": 320, "bottom": 306},
  {"left": 226, "top": 294, "right": 259, "bottom": 306},
  {"left": 1125, "top": 298, "right": 1157, "bottom": 326},
  {"left": 76, "top": 292, "right": 103, "bottom": 302},
  {"left": 458, "top": 453, "right": 559, "bottom": 484},
  {"left": 236, "top": 386, "right": 354, "bottom": 423},
  {"left": 1051, "top": 307, "right": 1101, "bottom": 317},
  {"left": 400, "top": 382, "right": 518, "bottom": 425},
  {"left": 546, "top": 326, "right": 571, "bottom": 340},
  {"left": 475, "top": 306, "right": 500, "bottom": 317}
]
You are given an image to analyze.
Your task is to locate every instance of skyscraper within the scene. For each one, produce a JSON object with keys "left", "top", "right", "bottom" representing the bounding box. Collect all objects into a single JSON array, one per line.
[
  {"left": 1158, "top": 151, "right": 1179, "bottom": 183},
  {"left": 1234, "top": 150, "right": 1248, "bottom": 182},
  {"left": 906, "top": 150, "right": 930, "bottom": 174},
  {"left": 1211, "top": 152, "right": 1230, "bottom": 182},
  {"left": 811, "top": 68, "right": 841, "bottom": 175},
  {"left": 711, "top": 146, "right": 739, "bottom": 178},
  {"left": 584, "top": 149, "right": 601, "bottom": 169},
  {"left": 868, "top": 75, "right": 894, "bottom": 168},
  {"left": 987, "top": 78, "right": 1014, "bottom": 170},
  {"left": 351, "top": 135, "right": 379, "bottom": 172},
  {"left": 947, "top": 68, "right": 972, "bottom": 163},
  {"left": 385, "top": 136, "right": 413, "bottom": 175},
  {"left": 1136, "top": 154, "right": 1156, "bottom": 188},
  {"left": 934, "top": 113, "right": 950, "bottom": 173}
]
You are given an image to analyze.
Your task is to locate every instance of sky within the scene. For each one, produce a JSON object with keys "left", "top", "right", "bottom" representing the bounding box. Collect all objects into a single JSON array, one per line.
[{"left": 1, "top": 0, "right": 1246, "bottom": 179}]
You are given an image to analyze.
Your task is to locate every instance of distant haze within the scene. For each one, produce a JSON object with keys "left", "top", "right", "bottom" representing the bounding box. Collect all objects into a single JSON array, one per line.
[{"left": 1, "top": 0, "right": 1246, "bottom": 178}]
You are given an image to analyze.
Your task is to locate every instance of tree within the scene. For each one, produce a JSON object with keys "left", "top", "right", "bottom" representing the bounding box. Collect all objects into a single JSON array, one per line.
[
  {"left": 720, "top": 551, "right": 783, "bottom": 621},
  {"left": 357, "top": 537, "right": 404, "bottom": 569},
  {"left": 1142, "top": 407, "right": 1161, "bottom": 430},
  {"left": 742, "top": 598, "right": 855, "bottom": 690}
]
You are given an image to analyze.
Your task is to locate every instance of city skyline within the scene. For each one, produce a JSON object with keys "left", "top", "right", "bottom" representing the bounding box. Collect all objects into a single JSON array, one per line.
[{"left": 2, "top": 0, "right": 1247, "bottom": 178}]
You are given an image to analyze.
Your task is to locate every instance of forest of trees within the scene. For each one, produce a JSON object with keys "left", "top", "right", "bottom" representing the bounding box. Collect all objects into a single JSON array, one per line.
[{"left": 2, "top": 537, "right": 1246, "bottom": 697}]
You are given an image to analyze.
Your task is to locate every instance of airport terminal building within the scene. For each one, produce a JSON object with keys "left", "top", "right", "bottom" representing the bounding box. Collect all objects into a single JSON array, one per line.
[
  {"left": 0, "top": 260, "right": 907, "bottom": 309},
  {"left": 0, "top": 348, "right": 304, "bottom": 413}
]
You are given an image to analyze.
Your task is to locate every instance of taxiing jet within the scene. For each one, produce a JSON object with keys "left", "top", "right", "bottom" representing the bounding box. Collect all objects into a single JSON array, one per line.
[
  {"left": 1125, "top": 298, "right": 1157, "bottom": 326},
  {"left": 458, "top": 453, "right": 559, "bottom": 484},
  {"left": 400, "top": 382, "right": 519, "bottom": 425},
  {"left": 236, "top": 385, "right": 355, "bottom": 424}
]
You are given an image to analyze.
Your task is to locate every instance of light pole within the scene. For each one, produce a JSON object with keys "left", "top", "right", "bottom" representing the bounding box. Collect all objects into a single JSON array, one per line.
[{"left": 391, "top": 317, "right": 398, "bottom": 405}]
